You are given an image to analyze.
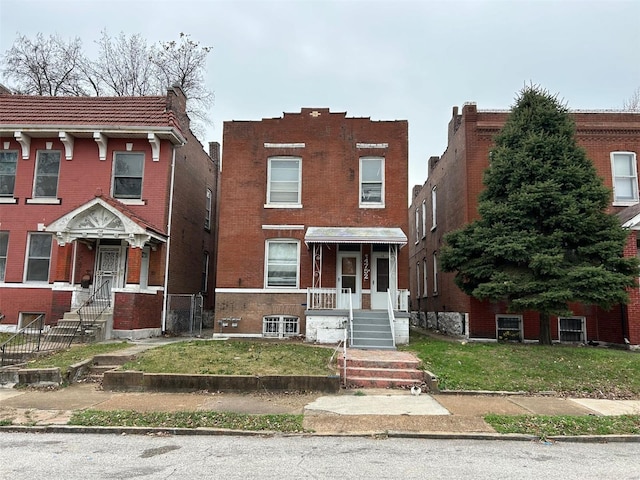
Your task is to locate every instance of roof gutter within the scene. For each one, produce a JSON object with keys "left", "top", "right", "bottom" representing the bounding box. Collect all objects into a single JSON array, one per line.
[{"left": 161, "top": 145, "right": 178, "bottom": 333}]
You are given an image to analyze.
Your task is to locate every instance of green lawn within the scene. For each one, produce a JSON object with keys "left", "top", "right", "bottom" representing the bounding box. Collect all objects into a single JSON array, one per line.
[
  {"left": 121, "top": 340, "right": 337, "bottom": 376},
  {"left": 485, "top": 414, "right": 640, "bottom": 437},
  {"left": 402, "top": 331, "right": 640, "bottom": 397}
]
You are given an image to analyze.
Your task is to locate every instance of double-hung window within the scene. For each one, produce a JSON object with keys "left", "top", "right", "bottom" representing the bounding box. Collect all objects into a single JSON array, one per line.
[
  {"left": 0, "top": 232, "right": 8, "bottom": 282},
  {"left": 265, "top": 240, "right": 299, "bottom": 288},
  {"left": 34, "top": 150, "right": 61, "bottom": 198},
  {"left": 360, "top": 157, "right": 384, "bottom": 207},
  {"left": 113, "top": 152, "right": 144, "bottom": 199},
  {"left": 205, "top": 188, "right": 212, "bottom": 230},
  {"left": 0, "top": 151, "right": 18, "bottom": 198},
  {"left": 415, "top": 208, "right": 420, "bottom": 243},
  {"left": 421, "top": 200, "right": 427, "bottom": 238},
  {"left": 611, "top": 152, "right": 638, "bottom": 205},
  {"left": 423, "top": 258, "right": 428, "bottom": 297},
  {"left": 25, "top": 233, "right": 52, "bottom": 282},
  {"left": 431, "top": 186, "right": 437, "bottom": 230},
  {"left": 432, "top": 252, "right": 439, "bottom": 295},
  {"left": 267, "top": 157, "right": 301, "bottom": 206}
]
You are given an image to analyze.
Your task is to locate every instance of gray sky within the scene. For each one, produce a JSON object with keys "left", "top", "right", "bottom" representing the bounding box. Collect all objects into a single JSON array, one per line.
[{"left": 1, "top": 0, "right": 639, "bottom": 192}]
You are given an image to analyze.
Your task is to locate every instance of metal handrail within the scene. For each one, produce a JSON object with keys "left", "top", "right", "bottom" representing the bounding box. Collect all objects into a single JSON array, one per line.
[
  {"left": 0, "top": 314, "right": 76, "bottom": 367},
  {"left": 386, "top": 289, "right": 396, "bottom": 348},
  {"left": 348, "top": 289, "right": 354, "bottom": 347},
  {"left": 77, "top": 280, "right": 111, "bottom": 334}
]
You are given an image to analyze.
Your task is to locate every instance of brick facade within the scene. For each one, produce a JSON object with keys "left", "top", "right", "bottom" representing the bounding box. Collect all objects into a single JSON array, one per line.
[
  {"left": 216, "top": 108, "right": 409, "bottom": 337},
  {"left": 0, "top": 87, "right": 218, "bottom": 336},
  {"left": 409, "top": 104, "right": 640, "bottom": 345}
]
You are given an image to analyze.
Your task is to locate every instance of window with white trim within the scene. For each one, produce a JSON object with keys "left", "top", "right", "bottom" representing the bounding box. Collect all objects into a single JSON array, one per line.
[
  {"left": 611, "top": 152, "right": 638, "bottom": 205},
  {"left": 33, "top": 150, "right": 61, "bottom": 198},
  {"left": 423, "top": 258, "right": 428, "bottom": 297},
  {"left": 360, "top": 157, "right": 384, "bottom": 206},
  {"left": 265, "top": 239, "right": 299, "bottom": 288},
  {"left": 415, "top": 208, "right": 420, "bottom": 243},
  {"left": 263, "top": 315, "right": 300, "bottom": 337},
  {"left": 0, "top": 151, "right": 18, "bottom": 197},
  {"left": 205, "top": 188, "right": 212, "bottom": 230},
  {"left": 25, "top": 233, "right": 52, "bottom": 282},
  {"left": 19, "top": 312, "right": 45, "bottom": 330},
  {"left": 431, "top": 186, "right": 437, "bottom": 230},
  {"left": 558, "top": 316, "right": 586, "bottom": 343},
  {"left": 267, "top": 157, "right": 301, "bottom": 205},
  {"left": 421, "top": 200, "right": 427, "bottom": 238},
  {"left": 496, "top": 314, "right": 523, "bottom": 342},
  {"left": 432, "top": 252, "right": 438, "bottom": 295},
  {"left": 113, "top": 152, "right": 144, "bottom": 199},
  {"left": 201, "top": 252, "right": 210, "bottom": 293},
  {"left": 0, "top": 231, "right": 8, "bottom": 282},
  {"left": 415, "top": 262, "right": 420, "bottom": 300}
]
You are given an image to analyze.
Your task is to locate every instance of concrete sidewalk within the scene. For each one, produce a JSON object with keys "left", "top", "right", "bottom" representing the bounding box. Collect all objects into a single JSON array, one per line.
[{"left": 1, "top": 383, "right": 639, "bottom": 437}]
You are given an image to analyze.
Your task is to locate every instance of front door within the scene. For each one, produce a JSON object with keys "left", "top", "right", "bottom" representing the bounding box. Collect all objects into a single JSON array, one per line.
[
  {"left": 94, "top": 245, "right": 125, "bottom": 299},
  {"left": 337, "top": 252, "right": 361, "bottom": 309},
  {"left": 371, "top": 253, "right": 389, "bottom": 309}
]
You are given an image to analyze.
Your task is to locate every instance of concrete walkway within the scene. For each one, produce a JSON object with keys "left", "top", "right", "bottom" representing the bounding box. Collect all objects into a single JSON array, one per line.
[
  {"left": 1, "top": 337, "right": 639, "bottom": 438},
  {"left": 1, "top": 382, "right": 639, "bottom": 437}
]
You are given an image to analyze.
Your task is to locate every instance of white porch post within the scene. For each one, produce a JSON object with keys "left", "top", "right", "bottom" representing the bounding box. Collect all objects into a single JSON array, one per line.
[
  {"left": 389, "top": 244, "right": 398, "bottom": 308},
  {"left": 313, "top": 243, "right": 322, "bottom": 289}
]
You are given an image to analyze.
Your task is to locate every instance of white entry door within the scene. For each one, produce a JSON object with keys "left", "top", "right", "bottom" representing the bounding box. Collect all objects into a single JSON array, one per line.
[
  {"left": 371, "top": 253, "right": 390, "bottom": 309},
  {"left": 337, "top": 252, "right": 361, "bottom": 309},
  {"left": 94, "top": 245, "right": 125, "bottom": 298}
]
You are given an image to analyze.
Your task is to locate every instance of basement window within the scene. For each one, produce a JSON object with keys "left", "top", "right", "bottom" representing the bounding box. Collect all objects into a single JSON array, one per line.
[
  {"left": 263, "top": 315, "right": 299, "bottom": 338},
  {"left": 496, "top": 315, "right": 523, "bottom": 342},
  {"left": 558, "top": 316, "right": 586, "bottom": 343}
]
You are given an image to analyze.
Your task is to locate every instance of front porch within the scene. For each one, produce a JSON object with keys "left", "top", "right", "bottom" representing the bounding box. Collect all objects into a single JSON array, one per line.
[{"left": 46, "top": 195, "right": 167, "bottom": 339}]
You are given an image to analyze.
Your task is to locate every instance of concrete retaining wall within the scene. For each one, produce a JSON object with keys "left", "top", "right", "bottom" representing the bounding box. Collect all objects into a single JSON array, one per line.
[{"left": 103, "top": 371, "right": 341, "bottom": 393}]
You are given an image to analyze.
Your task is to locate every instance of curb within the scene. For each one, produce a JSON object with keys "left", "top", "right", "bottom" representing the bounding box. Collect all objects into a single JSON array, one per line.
[{"left": 0, "top": 425, "right": 638, "bottom": 442}]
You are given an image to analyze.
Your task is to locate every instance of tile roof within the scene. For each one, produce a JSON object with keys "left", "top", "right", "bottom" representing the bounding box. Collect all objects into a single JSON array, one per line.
[{"left": 0, "top": 94, "right": 182, "bottom": 134}]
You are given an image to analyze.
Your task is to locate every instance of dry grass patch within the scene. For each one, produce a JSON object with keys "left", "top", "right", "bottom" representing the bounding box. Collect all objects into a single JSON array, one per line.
[{"left": 121, "top": 340, "right": 337, "bottom": 376}]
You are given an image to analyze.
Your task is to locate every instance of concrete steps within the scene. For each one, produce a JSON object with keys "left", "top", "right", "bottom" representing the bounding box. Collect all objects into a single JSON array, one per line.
[
  {"left": 350, "top": 310, "right": 395, "bottom": 350},
  {"left": 338, "top": 349, "right": 425, "bottom": 389},
  {"left": 83, "top": 350, "right": 139, "bottom": 382}
]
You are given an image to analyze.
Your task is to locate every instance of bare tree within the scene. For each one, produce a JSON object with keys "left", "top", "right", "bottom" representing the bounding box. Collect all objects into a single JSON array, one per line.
[
  {"left": 623, "top": 87, "right": 640, "bottom": 111},
  {"left": 1, "top": 31, "right": 214, "bottom": 138},
  {"left": 92, "top": 30, "right": 162, "bottom": 96},
  {"left": 1, "top": 33, "right": 89, "bottom": 95},
  {"left": 152, "top": 33, "right": 214, "bottom": 135}
]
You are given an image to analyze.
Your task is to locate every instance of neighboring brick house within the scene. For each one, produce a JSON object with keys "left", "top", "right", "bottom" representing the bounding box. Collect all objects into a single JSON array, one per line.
[
  {"left": 215, "top": 108, "right": 410, "bottom": 346},
  {"left": 409, "top": 103, "right": 640, "bottom": 346},
  {"left": 0, "top": 87, "right": 219, "bottom": 338}
]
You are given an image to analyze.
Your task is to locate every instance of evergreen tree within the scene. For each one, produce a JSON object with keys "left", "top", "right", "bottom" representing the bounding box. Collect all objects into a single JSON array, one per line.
[{"left": 440, "top": 85, "right": 639, "bottom": 344}]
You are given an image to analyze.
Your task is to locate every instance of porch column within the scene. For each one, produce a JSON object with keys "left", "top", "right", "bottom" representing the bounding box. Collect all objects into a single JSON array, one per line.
[
  {"left": 54, "top": 243, "right": 73, "bottom": 283},
  {"left": 126, "top": 246, "right": 143, "bottom": 285}
]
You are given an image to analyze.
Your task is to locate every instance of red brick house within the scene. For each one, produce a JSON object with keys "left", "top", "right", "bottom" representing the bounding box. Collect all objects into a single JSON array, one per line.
[
  {"left": 0, "top": 87, "right": 219, "bottom": 338},
  {"left": 409, "top": 103, "right": 640, "bottom": 347},
  {"left": 215, "top": 108, "right": 410, "bottom": 347}
]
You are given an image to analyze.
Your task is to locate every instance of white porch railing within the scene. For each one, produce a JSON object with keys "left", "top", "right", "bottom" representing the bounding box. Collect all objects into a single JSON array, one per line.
[
  {"left": 307, "top": 288, "right": 352, "bottom": 310},
  {"left": 386, "top": 289, "right": 397, "bottom": 348},
  {"left": 307, "top": 287, "right": 409, "bottom": 311}
]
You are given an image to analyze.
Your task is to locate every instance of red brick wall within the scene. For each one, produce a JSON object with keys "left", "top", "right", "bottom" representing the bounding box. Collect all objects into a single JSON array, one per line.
[
  {"left": 0, "top": 288, "right": 54, "bottom": 325},
  {"left": 113, "top": 291, "right": 163, "bottom": 330},
  {"left": 167, "top": 139, "right": 218, "bottom": 309},
  {"left": 216, "top": 109, "right": 409, "bottom": 330},
  {"left": 411, "top": 104, "right": 640, "bottom": 344},
  {"left": 0, "top": 88, "right": 219, "bottom": 327}
]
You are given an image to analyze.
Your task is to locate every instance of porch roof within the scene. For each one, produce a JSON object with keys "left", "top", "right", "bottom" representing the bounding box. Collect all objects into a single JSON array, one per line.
[{"left": 304, "top": 226, "right": 407, "bottom": 246}]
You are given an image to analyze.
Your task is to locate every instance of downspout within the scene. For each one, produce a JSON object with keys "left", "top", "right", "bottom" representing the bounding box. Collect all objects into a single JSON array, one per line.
[{"left": 161, "top": 146, "right": 177, "bottom": 332}]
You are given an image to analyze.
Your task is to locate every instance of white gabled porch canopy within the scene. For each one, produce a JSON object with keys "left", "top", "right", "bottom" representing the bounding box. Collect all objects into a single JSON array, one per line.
[
  {"left": 304, "top": 226, "right": 407, "bottom": 247},
  {"left": 45, "top": 197, "right": 167, "bottom": 248}
]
